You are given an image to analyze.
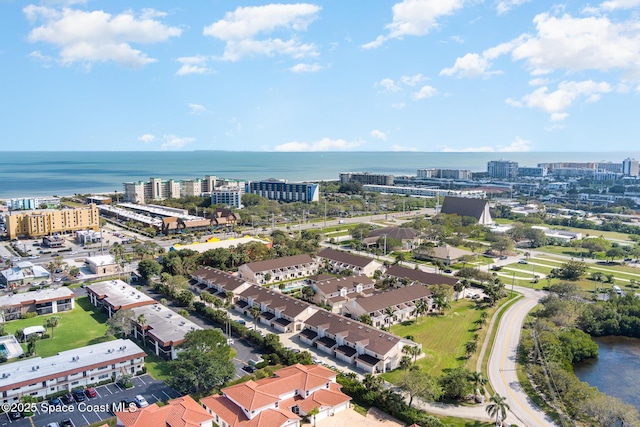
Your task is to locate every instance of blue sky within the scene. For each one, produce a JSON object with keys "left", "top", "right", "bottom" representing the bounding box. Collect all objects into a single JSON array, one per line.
[{"left": 2, "top": 0, "right": 640, "bottom": 152}]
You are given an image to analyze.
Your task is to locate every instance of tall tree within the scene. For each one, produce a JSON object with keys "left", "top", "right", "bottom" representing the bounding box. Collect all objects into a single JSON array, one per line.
[
  {"left": 400, "top": 370, "right": 442, "bottom": 408},
  {"left": 45, "top": 315, "right": 61, "bottom": 338},
  {"left": 167, "top": 329, "right": 235, "bottom": 395},
  {"left": 486, "top": 394, "right": 510, "bottom": 425}
]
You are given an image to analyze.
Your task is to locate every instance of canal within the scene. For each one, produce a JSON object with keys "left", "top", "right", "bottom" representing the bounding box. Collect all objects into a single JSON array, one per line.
[{"left": 573, "top": 336, "right": 640, "bottom": 411}]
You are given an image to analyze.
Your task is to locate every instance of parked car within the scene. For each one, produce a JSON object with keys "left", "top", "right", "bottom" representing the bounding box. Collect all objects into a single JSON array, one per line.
[
  {"left": 85, "top": 387, "right": 97, "bottom": 398},
  {"left": 499, "top": 255, "right": 508, "bottom": 260},
  {"left": 61, "top": 393, "right": 74, "bottom": 405},
  {"left": 518, "top": 260, "right": 528, "bottom": 264},
  {"left": 120, "top": 397, "right": 137, "bottom": 410},
  {"left": 60, "top": 419, "right": 74, "bottom": 427},
  {"left": 47, "top": 423, "right": 61, "bottom": 427},
  {"left": 8, "top": 411, "right": 21, "bottom": 420},
  {"left": 73, "top": 389, "right": 86, "bottom": 402},
  {"left": 242, "top": 365, "right": 256, "bottom": 373},
  {"left": 49, "top": 397, "right": 62, "bottom": 406},
  {"left": 134, "top": 395, "right": 149, "bottom": 408},
  {"left": 237, "top": 319, "right": 246, "bottom": 325}
]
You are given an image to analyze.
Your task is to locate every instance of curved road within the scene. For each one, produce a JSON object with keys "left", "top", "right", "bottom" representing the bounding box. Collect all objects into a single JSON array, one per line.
[{"left": 487, "top": 286, "right": 558, "bottom": 427}]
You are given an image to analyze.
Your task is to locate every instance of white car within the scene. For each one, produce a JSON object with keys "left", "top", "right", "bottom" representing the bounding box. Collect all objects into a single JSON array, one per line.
[
  {"left": 54, "top": 277, "right": 62, "bottom": 282},
  {"left": 29, "top": 255, "right": 40, "bottom": 259},
  {"left": 134, "top": 395, "right": 149, "bottom": 408},
  {"left": 70, "top": 251, "right": 78, "bottom": 255}
]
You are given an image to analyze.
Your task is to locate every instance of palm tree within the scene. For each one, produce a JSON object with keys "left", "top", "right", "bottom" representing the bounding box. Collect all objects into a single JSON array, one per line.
[
  {"left": 470, "top": 371, "right": 487, "bottom": 395},
  {"left": 307, "top": 407, "right": 319, "bottom": 427},
  {"left": 137, "top": 314, "right": 147, "bottom": 346},
  {"left": 384, "top": 306, "right": 397, "bottom": 325},
  {"left": 465, "top": 341, "right": 478, "bottom": 358},
  {"left": 486, "top": 394, "right": 510, "bottom": 425},
  {"left": 249, "top": 305, "right": 261, "bottom": 330},
  {"left": 415, "top": 299, "right": 429, "bottom": 321},
  {"left": 362, "top": 373, "right": 383, "bottom": 392},
  {"left": 399, "top": 355, "right": 412, "bottom": 371}
]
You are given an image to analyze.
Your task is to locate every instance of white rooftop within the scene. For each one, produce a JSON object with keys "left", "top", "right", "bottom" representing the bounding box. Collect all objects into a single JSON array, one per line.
[
  {"left": 1, "top": 263, "right": 50, "bottom": 283},
  {"left": 133, "top": 304, "right": 202, "bottom": 346},
  {"left": 0, "top": 287, "right": 74, "bottom": 307},
  {"left": 0, "top": 339, "right": 144, "bottom": 390},
  {"left": 87, "top": 280, "right": 155, "bottom": 309},
  {"left": 86, "top": 255, "right": 116, "bottom": 266}
]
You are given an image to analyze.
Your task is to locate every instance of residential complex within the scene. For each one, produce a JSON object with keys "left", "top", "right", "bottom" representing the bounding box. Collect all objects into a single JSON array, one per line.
[
  {"left": 5, "top": 197, "right": 60, "bottom": 210},
  {"left": 339, "top": 172, "right": 394, "bottom": 186},
  {"left": 316, "top": 248, "right": 382, "bottom": 277},
  {"left": 487, "top": 160, "right": 518, "bottom": 179},
  {"left": 4, "top": 204, "right": 100, "bottom": 239},
  {"left": 0, "top": 261, "right": 50, "bottom": 289},
  {"left": 201, "top": 364, "right": 351, "bottom": 427},
  {"left": 0, "top": 287, "right": 74, "bottom": 321},
  {"left": 245, "top": 180, "right": 320, "bottom": 203},
  {"left": 0, "top": 339, "right": 145, "bottom": 405},
  {"left": 416, "top": 169, "right": 472, "bottom": 180},
  {"left": 211, "top": 186, "right": 245, "bottom": 209},
  {"left": 237, "top": 255, "right": 317, "bottom": 285},
  {"left": 116, "top": 395, "right": 214, "bottom": 427},
  {"left": 309, "top": 275, "right": 375, "bottom": 313},
  {"left": 362, "top": 184, "right": 485, "bottom": 200}
]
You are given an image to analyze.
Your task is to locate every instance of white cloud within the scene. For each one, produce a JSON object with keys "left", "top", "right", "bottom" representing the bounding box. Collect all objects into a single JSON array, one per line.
[
  {"left": 175, "top": 55, "right": 213, "bottom": 76},
  {"left": 377, "top": 78, "right": 401, "bottom": 92},
  {"left": 370, "top": 129, "right": 387, "bottom": 140},
  {"left": 412, "top": 85, "right": 437, "bottom": 100},
  {"left": 290, "top": 62, "right": 323, "bottom": 73},
  {"left": 161, "top": 135, "right": 195, "bottom": 150},
  {"left": 587, "top": 0, "right": 640, "bottom": 12},
  {"left": 391, "top": 144, "right": 418, "bottom": 151},
  {"left": 496, "top": 0, "right": 531, "bottom": 15},
  {"left": 391, "top": 102, "right": 406, "bottom": 109},
  {"left": 507, "top": 80, "right": 612, "bottom": 120},
  {"left": 274, "top": 137, "right": 364, "bottom": 152},
  {"left": 441, "top": 137, "right": 532, "bottom": 152},
  {"left": 400, "top": 73, "right": 425, "bottom": 86},
  {"left": 440, "top": 53, "right": 494, "bottom": 78},
  {"left": 363, "top": 0, "right": 469, "bottom": 49},
  {"left": 188, "top": 104, "right": 206, "bottom": 115},
  {"left": 138, "top": 134, "right": 155, "bottom": 143},
  {"left": 203, "top": 3, "right": 321, "bottom": 61},
  {"left": 24, "top": 5, "right": 181, "bottom": 68}
]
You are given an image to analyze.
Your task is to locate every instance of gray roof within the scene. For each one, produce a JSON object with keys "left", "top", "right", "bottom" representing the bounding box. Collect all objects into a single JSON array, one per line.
[
  {"left": 314, "top": 275, "right": 374, "bottom": 295},
  {"left": 192, "top": 267, "right": 249, "bottom": 292},
  {"left": 352, "top": 284, "right": 432, "bottom": 313},
  {"left": 440, "top": 196, "right": 490, "bottom": 222},
  {"left": 385, "top": 265, "right": 458, "bottom": 286},
  {"left": 0, "top": 339, "right": 144, "bottom": 392},
  {"left": 133, "top": 304, "right": 202, "bottom": 346},
  {"left": 87, "top": 280, "right": 155, "bottom": 310},
  {"left": 241, "top": 254, "right": 315, "bottom": 273},
  {"left": 317, "top": 248, "right": 379, "bottom": 269},
  {"left": 368, "top": 227, "right": 417, "bottom": 241},
  {"left": 303, "top": 311, "right": 403, "bottom": 356},
  {"left": 0, "top": 287, "right": 74, "bottom": 308},
  {"left": 239, "top": 285, "right": 313, "bottom": 318}
]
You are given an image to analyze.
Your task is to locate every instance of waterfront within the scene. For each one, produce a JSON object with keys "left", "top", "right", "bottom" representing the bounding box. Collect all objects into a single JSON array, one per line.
[
  {"left": 574, "top": 336, "right": 640, "bottom": 411},
  {"left": 1, "top": 151, "right": 637, "bottom": 199}
]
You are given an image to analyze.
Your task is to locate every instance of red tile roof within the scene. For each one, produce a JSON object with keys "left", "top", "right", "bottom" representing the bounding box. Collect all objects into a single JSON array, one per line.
[{"left": 116, "top": 395, "right": 213, "bottom": 427}]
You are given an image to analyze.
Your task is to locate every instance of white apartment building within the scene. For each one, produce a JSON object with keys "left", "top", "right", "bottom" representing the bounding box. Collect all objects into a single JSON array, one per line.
[
  {"left": 0, "top": 339, "right": 145, "bottom": 404},
  {"left": 211, "top": 186, "right": 244, "bottom": 209}
]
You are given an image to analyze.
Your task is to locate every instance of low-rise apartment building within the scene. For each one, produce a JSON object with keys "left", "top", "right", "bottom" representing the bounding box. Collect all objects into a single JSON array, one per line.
[
  {"left": 343, "top": 284, "right": 433, "bottom": 327},
  {"left": 0, "top": 339, "right": 145, "bottom": 405},
  {"left": 201, "top": 364, "right": 350, "bottom": 427},
  {"left": 5, "top": 204, "right": 100, "bottom": 239},
  {"left": 0, "top": 261, "right": 50, "bottom": 289},
  {"left": 316, "top": 248, "right": 382, "bottom": 277},
  {"left": 116, "top": 395, "right": 214, "bottom": 427},
  {"left": 235, "top": 285, "right": 316, "bottom": 333},
  {"left": 309, "top": 275, "right": 375, "bottom": 313},
  {"left": 245, "top": 180, "right": 320, "bottom": 203},
  {"left": 299, "top": 311, "right": 417, "bottom": 374},
  {"left": 0, "top": 287, "right": 74, "bottom": 321},
  {"left": 86, "top": 280, "right": 155, "bottom": 317},
  {"left": 191, "top": 267, "right": 252, "bottom": 300},
  {"left": 237, "top": 255, "right": 317, "bottom": 285}
]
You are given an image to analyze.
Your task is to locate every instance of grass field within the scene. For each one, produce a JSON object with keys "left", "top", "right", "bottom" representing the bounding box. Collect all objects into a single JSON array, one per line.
[
  {"left": 381, "top": 299, "right": 495, "bottom": 384},
  {"left": 5, "top": 296, "right": 110, "bottom": 358}
]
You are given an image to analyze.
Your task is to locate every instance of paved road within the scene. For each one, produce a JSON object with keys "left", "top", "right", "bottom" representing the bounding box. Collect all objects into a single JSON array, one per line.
[{"left": 487, "top": 285, "right": 558, "bottom": 427}]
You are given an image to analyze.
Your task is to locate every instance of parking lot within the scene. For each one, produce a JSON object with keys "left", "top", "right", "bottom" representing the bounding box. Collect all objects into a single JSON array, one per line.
[{"left": 2, "top": 375, "right": 180, "bottom": 427}]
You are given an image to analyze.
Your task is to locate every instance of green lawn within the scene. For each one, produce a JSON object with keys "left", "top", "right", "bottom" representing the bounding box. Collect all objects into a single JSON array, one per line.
[
  {"left": 5, "top": 296, "right": 110, "bottom": 358},
  {"left": 381, "top": 299, "right": 494, "bottom": 384}
]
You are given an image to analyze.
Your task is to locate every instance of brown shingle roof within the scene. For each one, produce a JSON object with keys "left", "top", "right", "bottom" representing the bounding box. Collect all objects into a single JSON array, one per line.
[
  {"left": 317, "top": 248, "right": 378, "bottom": 269},
  {"left": 192, "top": 266, "right": 249, "bottom": 291},
  {"left": 242, "top": 255, "right": 314, "bottom": 273},
  {"left": 352, "top": 284, "right": 432, "bottom": 313},
  {"left": 238, "top": 285, "right": 313, "bottom": 318},
  {"left": 385, "top": 265, "right": 458, "bottom": 286}
]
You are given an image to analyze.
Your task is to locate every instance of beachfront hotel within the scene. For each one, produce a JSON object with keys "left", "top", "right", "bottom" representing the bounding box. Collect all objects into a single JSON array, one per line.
[
  {"left": 245, "top": 179, "right": 320, "bottom": 203},
  {"left": 4, "top": 204, "right": 99, "bottom": 239}
]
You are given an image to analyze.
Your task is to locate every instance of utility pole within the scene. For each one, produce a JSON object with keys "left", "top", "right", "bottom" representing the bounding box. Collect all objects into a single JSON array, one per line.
[
  {"left": 324, "top": 199, "right": 327, "bottom": 228},
  {"left": 383, "top": 234, "right": 387, "bottom": 256}
]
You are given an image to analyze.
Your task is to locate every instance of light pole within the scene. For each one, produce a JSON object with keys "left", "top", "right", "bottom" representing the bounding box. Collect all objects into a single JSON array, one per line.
[
  {"left": 324, "top": 199, "right": 327, "bottom": 228},
  {"left": 383, "top": 234, "right": 387, "bottom": 256}
]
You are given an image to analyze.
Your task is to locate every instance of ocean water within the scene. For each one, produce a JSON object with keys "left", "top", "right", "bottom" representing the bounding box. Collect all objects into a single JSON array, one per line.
[{"left": 0, "top": 151, "right": 636, "bottom": 199}]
